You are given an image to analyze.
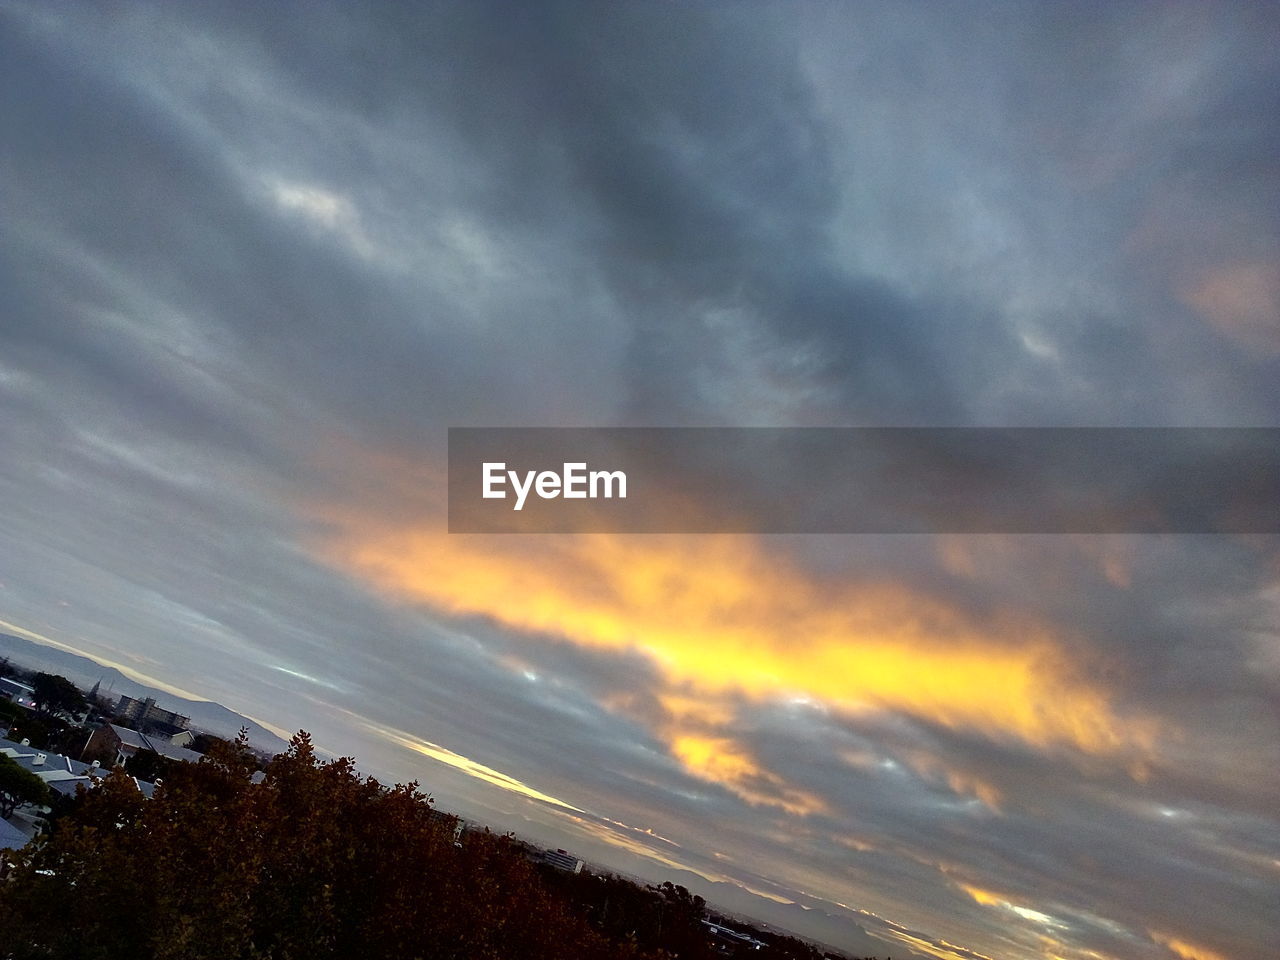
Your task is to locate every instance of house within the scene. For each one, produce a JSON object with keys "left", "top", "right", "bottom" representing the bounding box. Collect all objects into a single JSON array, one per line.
[
  {"left": 83, "top": 723, "right": 204, "bottom": 768},
  {"left": 0, "top": 719, "right": 178, "bottom": 881},
  {"left": 2, "top": 736, "right": 115, "bottom": 798},
  {"left": 3, "top": 736, "right": 159, "bottom": 796},
  {"left": 1, "top": 740, "right": 106, "bottom": 835},
  {"left": 0, "top": 736, "right": 158, "bottom": 858},
  {"left": 168, "top": 729, "right": 195, "bottom": 748}
]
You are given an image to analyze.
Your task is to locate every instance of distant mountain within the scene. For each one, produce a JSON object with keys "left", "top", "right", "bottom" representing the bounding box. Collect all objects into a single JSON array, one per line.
[{"left": 0, "top": 632, "right": 289, "bottom": 755}]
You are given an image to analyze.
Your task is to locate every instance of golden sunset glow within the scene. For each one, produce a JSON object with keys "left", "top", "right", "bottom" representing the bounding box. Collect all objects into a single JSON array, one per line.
[
  {"left": 670, "top": 733, "right": 828, "bottom": 815},
  {"left": 884, "top": 928, "right": 998, "bottom": 960},
  {"left": 319, "top": 524, "right": 1158, "bottom": 782},
  {"left": 1150, "top": 933, "right": 1229, "bottom": 960},
  {"left": 360, "top": 719, "right": 583, "bottom": 812},
  {"left": 959, "top": 884, "right": 1006, "bottom": 907},
  {"left": 959, "top": 885, "right": 1060, "bottom": 927}
]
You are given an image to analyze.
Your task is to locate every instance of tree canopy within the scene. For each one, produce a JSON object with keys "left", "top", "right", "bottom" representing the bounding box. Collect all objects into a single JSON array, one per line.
[
  {"left": 0, "top": 732, "right": 863, "bottom": 960},
  {"left": 0, "top": 732, "right": 647, "bottom": 960},
  {"left": 30, "top": 672, "right": 86, "bottom": 719},
  {"left": 0, "top": 753, "right": 49, "bottom": 819}
]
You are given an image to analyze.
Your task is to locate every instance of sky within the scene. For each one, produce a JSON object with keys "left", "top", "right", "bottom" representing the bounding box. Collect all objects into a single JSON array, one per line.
[{"left": 1, "top": 2, "right": 1278, "bottom": 958}]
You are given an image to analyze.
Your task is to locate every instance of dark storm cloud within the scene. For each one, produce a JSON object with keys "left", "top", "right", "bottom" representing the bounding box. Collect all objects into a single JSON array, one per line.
[
  {"left": 453, "top": 2, "right": 971, "bottom": 422},
  {"left": 2, "top": 0, "right": 629, "bottom": 452},
  {"left": 75, "top": 0, "right": 991, "bottom": 425},
  {"left": 2, "top": 2, "right": 1278, "bottom": 959}
]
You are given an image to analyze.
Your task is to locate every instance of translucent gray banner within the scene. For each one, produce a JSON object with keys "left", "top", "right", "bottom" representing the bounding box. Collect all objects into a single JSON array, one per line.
[{"left": 448, "top": 428, "right": 1280, "bottom": 533}]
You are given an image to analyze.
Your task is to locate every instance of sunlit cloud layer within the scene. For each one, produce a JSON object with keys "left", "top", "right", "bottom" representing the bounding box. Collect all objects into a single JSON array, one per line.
[
  {"left": 362, "top": 718, "right": 584, "bottom": 812},
  {"left": 324, "top": 524, "right": 1157, "bottom": 763}
]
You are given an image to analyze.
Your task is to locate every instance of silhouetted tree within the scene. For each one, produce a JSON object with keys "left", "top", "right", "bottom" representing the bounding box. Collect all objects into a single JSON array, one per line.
[
  {"left": 0, "top": 753, "right": 49, "bottom": 818},
  {"left": 0, "top": 696, "right": 25, "bottom": 725},
  {"left": 122, "top": 749, "right": 181, "bottom": 784},
  {"left": 0, "top": 731, "right": 649, "bottom": 960},
  {"left": 30, "top": 672, "right": 85, "bottom": 719},
  {"left": 190, "top": 731, "right": 232, "bottom": 755}
]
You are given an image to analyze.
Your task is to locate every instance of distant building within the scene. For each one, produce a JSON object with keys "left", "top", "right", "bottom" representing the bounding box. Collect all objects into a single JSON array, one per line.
[
  {"left": 113, "top": 696, "right": 190, "bottom": 736},
  {"left": 541, "top": 848, "right": 584, "bottom": 874},
  {"left": 701, "top": 920, "right": 766, "bottom": 952}
]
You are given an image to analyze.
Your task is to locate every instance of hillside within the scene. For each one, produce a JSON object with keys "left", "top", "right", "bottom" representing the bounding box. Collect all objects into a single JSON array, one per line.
[{"left": 0, "top": 632, "right": 289, "bottom": 754}]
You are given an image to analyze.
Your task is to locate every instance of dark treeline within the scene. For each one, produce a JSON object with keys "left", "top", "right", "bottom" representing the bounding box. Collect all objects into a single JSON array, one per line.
[
  {"left": 538, "top": 871, "right": 852, "bottom": 960},
  {"left": 0, "top": 733, "right": 868, "bottom": 960},
  {"left": 0, "top": 668, "right": 89, "bottom": 756}
]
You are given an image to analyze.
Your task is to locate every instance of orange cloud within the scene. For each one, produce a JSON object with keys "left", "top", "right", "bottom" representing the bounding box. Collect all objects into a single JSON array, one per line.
[
  {"left": 670, "top": 733, "right": 828, "bottom": 815},
  {"left": 314, "top": 512, "right": 1158, "bottom": 805},
  {"left": 882, "top": 927, "right": 998, "bottom": 960},
  {"left": 1150, "top": 932, "right": 1229, "bottom": 960},
  {"left": 958, "top": 884, "right": 1068, "bottom": 935},
  {"left": 959, "top": 883, "right": 1005, "bottom": 907}
]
